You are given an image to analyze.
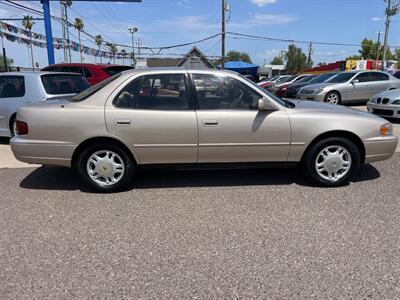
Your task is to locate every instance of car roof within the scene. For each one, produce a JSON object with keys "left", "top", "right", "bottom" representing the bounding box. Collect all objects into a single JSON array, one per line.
[
  {"left": 43, "top": 63, "right": 131, "bottom": 68},
  {"left": 0, "top": 71, "right": 84, "bottom": 77}
]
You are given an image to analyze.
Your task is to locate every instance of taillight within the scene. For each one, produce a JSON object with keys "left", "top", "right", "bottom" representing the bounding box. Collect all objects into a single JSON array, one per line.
[{"left": 16, "top": 121, "right": 28, "bottom": 135}]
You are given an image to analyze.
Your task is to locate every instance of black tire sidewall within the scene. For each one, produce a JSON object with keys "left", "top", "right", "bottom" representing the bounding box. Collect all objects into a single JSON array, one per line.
[
  {"left": 76, "top": 144, "right": 135, "bottom": 192},
  {"left": 324, "top": 92, "right": 341, "bottom": 105},
  {"left": 303, "top": 137, "right": 360, "bottom": 187}
]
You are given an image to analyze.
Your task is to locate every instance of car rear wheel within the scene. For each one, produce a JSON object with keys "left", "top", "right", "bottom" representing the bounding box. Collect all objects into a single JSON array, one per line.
[
  {"left": 324, "top": 92, "right": 341, "bottom": 105},
  {"left": 302, "top": 137, "right": 360, "bottom": 187},
  {"left": 76, "top": 143, "right": 135, "bottom": 192}
]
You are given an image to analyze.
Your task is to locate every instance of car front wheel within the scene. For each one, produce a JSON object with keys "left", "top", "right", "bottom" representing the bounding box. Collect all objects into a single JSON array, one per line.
[
  {"left": 324, "top": 91, "right": 341, "bottom": 105},
  {"left": 76, "top": 143, "right": 135, "bottom": 192},
  {"left": 302, "top": 137, "right": 360, "bottom": 187}
]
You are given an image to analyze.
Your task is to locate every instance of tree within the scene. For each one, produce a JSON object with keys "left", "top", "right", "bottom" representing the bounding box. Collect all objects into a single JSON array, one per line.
[
  {"left": 346, "top": 38, "right": 393, "bottom": 60},
  {"left": 109, "top": 44, "right": 117, "bottom": 64},
  {"left": 270, "top": 56, "right": 283, "bottom": 65},
  {"left": 285, "top": 44, "right": 307, "bottom": 73},
  {"left": 22, "top": 15, "right": 35, "bottom": 69},
  {"left": 74, "top": 17, "right": 84, "bottom": 63},
  {"left": 215, "top": 50, "right": 253, "bottom": 66},
  {"left": 0, "top": 55, "right": 13, "bottom": 69},
  {"left": 95, "top": 34, "right": 103, "bottom": 63},
  {"left": 121, "top": 49, "right": 127, "bottom": 65}
]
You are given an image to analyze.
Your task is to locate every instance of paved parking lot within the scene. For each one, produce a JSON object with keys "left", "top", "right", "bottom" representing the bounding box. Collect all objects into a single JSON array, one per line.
[{"left": 0, "top": 106, "right": 399, "bottom": 298}]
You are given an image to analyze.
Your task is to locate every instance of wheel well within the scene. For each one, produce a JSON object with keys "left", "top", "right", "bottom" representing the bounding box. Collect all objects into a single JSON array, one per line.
[
  {"left": 9, "top": 113, "right": 16, "bottom": 130},
  {"left": 71, "top": 137, "right": 137, "bottom": 168},
  {"left": 301, "top": 130, "right": 365, "bottom": 164}
]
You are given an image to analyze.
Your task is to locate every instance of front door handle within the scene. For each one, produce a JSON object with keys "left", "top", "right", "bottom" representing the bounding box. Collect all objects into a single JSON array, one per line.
[
  {"left": 114, "top": 118, "right": 131, "bottom": 126},
  {"left": 202, "top": 119, "right": 219, "bottom": 126}
]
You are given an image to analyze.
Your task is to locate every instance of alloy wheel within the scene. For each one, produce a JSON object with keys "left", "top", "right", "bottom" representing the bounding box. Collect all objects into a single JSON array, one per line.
[{"left": 325, "top": 93, "right": 339, "bottom": 105}]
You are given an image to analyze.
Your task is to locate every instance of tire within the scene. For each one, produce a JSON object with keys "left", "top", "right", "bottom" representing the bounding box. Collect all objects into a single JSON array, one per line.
[
  {"left": 302, "top": 137, "right": 360, "bottom": 187},
  {"left": 76, "top": 143, "right": 136, "bottom": 192},
  {"left": 324, "top": 91, "right": 341, "bottom": 105},
  {"left": 9, "top": 116, "right": 16, "bottom": 137}
]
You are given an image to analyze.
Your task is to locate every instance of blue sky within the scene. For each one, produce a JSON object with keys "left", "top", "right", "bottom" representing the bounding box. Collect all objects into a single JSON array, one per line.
[{"left": 0, "top": 0, "right": 398, "bottom": 67}]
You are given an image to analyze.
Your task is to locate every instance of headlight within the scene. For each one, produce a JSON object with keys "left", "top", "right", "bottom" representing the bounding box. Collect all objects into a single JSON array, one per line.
[
  {"left": 392, "top": 100, "right": 400, "bottom": 105},
  {"left": 380, "top": 123, "right": 393, "bottom": 136},
  {"left": 315, "top": 87, "right": 324, "bottom": 94}
]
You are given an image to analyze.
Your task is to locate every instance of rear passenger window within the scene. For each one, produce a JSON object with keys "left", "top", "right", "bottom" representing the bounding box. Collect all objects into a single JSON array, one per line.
[
  {"left": 0, "top": 76, "right": 25, "bottom": 98},
  {"left": 370, "top": 72, "right": 389, "bottom": 81},
  {"left": 83, "top": 68, "right": 92, "bottom": 78},
  {"left": 113, "top": 74, "right": 189, "bottom": 110}
]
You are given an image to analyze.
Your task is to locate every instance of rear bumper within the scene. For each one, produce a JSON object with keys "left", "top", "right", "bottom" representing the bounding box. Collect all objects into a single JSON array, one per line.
[
  {"left": 364, "top": 136, "right": 398, "bottom": 163},
  {"left": 367, "top": 102, "right": 400, "bottom": 119},
  {"left": 10, "top": 136, "right": 75, "bottom": 167}
]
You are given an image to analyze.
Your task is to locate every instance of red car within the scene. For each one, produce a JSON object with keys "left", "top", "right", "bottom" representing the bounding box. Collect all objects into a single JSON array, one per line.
[{"left": 41, "top": 63, "right": 133, "bottom": 85}]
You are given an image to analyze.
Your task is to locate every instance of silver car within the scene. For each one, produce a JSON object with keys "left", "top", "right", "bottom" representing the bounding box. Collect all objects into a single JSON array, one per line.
[
  {"left": 368, "top": 89, "right": 400, "bottom": 119},
  {"left": 11, "top": 69, "right": 398, "bottom": 192},
  {"left": 0, "top": 72, "right": 89, "bottom": 137},
  {"left": 297, "top": 71, "right": 400, "bottom": 104},
  {"left": 267, "top": 74, "right": 309, "bottom": 94}
]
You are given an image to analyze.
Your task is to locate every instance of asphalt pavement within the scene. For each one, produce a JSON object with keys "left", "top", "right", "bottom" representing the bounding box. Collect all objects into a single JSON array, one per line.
[{"left": 0, "top": 154, "right": 399, "bottom": 298}]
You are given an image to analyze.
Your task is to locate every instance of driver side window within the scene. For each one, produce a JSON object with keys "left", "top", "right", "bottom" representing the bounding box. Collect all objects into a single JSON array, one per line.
[{"left": 192, "top": 74, "right": 261, "bottom": 110}]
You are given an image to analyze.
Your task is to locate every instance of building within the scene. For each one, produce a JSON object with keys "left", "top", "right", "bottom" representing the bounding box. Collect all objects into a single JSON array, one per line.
[{"left": 142, "top": 47, "right": 214, "bottom": 69}]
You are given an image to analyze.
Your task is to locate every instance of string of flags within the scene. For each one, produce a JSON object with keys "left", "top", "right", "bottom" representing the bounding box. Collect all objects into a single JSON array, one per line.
[{"left": 0, "top": 21, "right": 131, "bottom": 59}]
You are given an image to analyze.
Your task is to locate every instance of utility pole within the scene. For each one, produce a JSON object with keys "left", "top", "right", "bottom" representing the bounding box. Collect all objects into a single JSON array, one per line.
[
  {"left": 61, "top": 2, "right": 67, "bottom": 63},
  {"left": 376, "top": 31, "right": 382, "bottom": 68},
  {"left": 129, "top": 27, "right": 138, "bottom": 67},
  {"left": 306, "top": 42, "right": 313, "bottom": 69},
  {"left": 221, "top": 0, "right": 225, "bottom": 69},
  {"left": 382, "top": 0, "right": 399, "bottom": 67}
]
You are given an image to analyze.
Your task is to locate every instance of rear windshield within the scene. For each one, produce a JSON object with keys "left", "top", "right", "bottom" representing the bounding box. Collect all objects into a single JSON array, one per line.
[
  {"left": 0, "top": 76, "right": 25, "bottom": 98},
  {"left": 326, "top": 72, "right": 355, "bottom": 83},
  {"left": 102, "top": 66, "right": 133, "bottom": 76},
  {"left": 69, "top": 73, "right": 121, "bottom": 102},
  {"left": 41, "top": 74, "right": 90, "bottom": 95}
]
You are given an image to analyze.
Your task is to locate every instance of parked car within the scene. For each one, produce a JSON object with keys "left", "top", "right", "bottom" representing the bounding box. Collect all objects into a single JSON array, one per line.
[
  {"left": 258, "top": 75, "right": 291, "bottom": 88},
  {"left": 11, "top": 69, "right": 397, "bottom": 192},
  {"left": 392, "top": 70, "right": 400, "bottom": 79},
  {"left": 285, "top": 72, "right": 338, "bottom": 98},
  {"left": 275, "top": 75, "right": 316, "bottom": 98},
  {"left": 41, "top": 63, "right": 134, "bottom": 85},
  {"left": 367, "top": 89, "right": 400, "bottom": 119},
  {"left": 267, "top": 74, "right": 309, "bottom": 94},
  {"left": 297, "top": 71, "right": 400, "bottom": 104},
  {"left": 0, "top": 72, "right": 89, "bottom": 137}
]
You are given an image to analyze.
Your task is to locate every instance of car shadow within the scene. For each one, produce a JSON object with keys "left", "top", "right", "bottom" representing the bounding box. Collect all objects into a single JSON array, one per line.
[
  {"left": 19, "top": 163, "right": 380, "bottom": 192},
  {"left": 0, "top": 137, "right": 10, "bottom": 145}
]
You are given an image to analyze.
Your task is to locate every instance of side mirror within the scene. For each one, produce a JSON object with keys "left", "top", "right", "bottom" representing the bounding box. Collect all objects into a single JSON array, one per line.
[
  {"left": 352, "top": 79, "right": 359, "bottom": 84},
  {"left": 258, "top": 98, "right": 277, "bottom": 111}
]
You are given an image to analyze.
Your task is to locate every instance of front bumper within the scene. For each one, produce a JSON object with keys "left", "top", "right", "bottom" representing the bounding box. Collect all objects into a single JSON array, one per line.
[
  {"left": 364, "top": 135, "right": 398, "bottom": 163},
  {"left": 10, "top": 136, "right": 75, "bottom": 167},
  {"left": 367, "top": 102, "right": 400, "bottom": 119},
  {"left": 297, "top": 92, "right": 326, "bottom": 102}
]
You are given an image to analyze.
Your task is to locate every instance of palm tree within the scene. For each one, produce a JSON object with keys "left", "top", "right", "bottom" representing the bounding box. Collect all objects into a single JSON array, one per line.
[
  {"left": 74, "top": 17, "right": 84, "bottom": 62},
  {"left": 121, "top": 49, "right": 127, "bottom": 65},
  {"left": 95, "top": 34, "right": 103, "bottom": 63},
  {"left": 109, "top": 44, "right": 117, "bottom": 64},
  {"left": 22, "top": 15, "right": 35, "bottom": 69}
]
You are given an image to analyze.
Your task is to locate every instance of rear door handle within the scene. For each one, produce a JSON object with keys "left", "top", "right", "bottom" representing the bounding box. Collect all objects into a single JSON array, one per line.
[
  {"left": 114, "top": 118, "right": 131, "bottom": 126},
  {"left": 202, "top": 119, "right": 219, "bottom": 126}
]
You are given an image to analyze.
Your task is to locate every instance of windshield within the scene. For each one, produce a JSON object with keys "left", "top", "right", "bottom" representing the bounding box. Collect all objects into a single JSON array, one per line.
[
  {"left": 309, "top": 73, "right": 337, "bottom": 84},
  {"left": 69, "top": 73, "right": 121, "bottom": 102},
  {"left": 326, "top": 72, "right": 355, "bottom": 83},
  {"left": 296, "top": 76, "right": 315, "bottom": 83},
  {"left": 41, "top": 74, "right": 89, "bottom": 95},
  {"left": 241, "top": 74, "right": 287, "bottom": 107}
]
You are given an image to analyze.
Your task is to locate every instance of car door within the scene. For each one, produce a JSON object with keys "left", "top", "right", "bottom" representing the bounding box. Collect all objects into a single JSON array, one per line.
[
  {"left": 105, "top": 72, "right": 198, "bottom": 164},
  {"left": 191, "top": 72, "right": 291, "bottom": 163},
  {"left": 0, "top": 75, "right": 27, "bottom": 135},
  {"left": 369, "top": 72, "right": 390, "bottom": 96},
  {"left": 346, "top": 72, "right": 372, "bottom": 101}
]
